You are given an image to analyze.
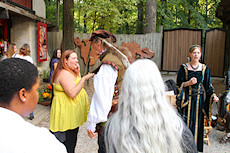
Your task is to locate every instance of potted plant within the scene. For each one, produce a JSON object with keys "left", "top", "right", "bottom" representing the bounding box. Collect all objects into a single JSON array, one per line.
[
  {"left": 40, "top": 70, "right": 50, "bottom": 83},
  {"left": 38, "top": 85, "right": 52, "bottom": 106}
]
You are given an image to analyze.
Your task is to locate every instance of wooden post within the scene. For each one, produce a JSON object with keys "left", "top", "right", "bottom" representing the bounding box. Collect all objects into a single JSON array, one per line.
[{"left": 56, "top": 0, "right": 60, "bottom": 28}]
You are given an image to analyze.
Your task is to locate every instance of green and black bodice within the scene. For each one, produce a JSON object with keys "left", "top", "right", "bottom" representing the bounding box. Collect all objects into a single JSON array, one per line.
[{"left": 177, "top": 63, "right": 216, "bottom": 152}]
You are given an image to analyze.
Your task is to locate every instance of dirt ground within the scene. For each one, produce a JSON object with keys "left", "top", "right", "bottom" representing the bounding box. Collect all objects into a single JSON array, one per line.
[{"left": 37, "top": 75, "right": 229, "bottom": 153}]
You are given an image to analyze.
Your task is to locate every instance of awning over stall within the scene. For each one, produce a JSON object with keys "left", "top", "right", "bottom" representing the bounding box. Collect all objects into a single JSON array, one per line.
[{"left": 0, "top": 1, "right": 57, "bottom": 31}]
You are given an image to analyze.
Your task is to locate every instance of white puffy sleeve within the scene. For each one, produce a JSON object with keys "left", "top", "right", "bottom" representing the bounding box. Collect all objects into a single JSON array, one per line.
[{"left": 87, "top": 64, "right": 118, "bottom": 131}]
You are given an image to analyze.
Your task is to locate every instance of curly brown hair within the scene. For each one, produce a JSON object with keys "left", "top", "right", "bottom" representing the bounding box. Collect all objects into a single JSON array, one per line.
[{"left": 19, "top": 44, "right": 31, "bottom": 56}]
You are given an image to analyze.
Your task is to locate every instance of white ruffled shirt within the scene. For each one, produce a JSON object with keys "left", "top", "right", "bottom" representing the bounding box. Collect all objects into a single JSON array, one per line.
[
  {"left": 87, "top": 64, "right": 118, "bottom": 131},
  {"left": 0, "top": 107, "right": 67, "bottom": 153}
]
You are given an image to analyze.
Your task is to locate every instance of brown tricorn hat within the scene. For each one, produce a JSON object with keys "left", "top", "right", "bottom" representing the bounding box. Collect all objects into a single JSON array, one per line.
[{"left": 89, "top": 29, "right": 117, "bottom": 43}]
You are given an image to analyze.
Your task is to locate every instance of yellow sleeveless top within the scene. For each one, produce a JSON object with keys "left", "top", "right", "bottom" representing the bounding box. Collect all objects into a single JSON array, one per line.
[{"left": 49, "top": 77, "right": 89, "bottom": 132}]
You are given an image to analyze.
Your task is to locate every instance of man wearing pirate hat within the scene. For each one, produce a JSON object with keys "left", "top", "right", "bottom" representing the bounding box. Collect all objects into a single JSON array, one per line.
[{"left": 87, "top": 29, "right": 131, "bottom": 143}]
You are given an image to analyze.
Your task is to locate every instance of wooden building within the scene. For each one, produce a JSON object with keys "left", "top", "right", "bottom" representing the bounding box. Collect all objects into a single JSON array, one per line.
[
  {"left": 0, "top": 0, "right": 56, "bottom": 68},
  {"left": 216, "top": 0, "right": 230, "bottom": 72}
]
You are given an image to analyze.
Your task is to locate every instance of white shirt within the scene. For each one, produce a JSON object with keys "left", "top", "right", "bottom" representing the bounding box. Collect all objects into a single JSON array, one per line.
[
  {"left": 0, "top": 107, "right": 67, "bottom": 153},
  {"left": 226, "top": 91, "right": 230, "bottom": 103},
  {"left": 87, "top": 64, "right": 118, "bottom": 131},
  {"left": 13, "top": 53, "right": 33, "bottom": 64}
]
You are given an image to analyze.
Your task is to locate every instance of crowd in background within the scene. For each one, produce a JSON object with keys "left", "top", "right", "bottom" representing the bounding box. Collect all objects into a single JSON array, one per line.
[{"left": 0, "top": 29, "right": 226, "bottom": 153}]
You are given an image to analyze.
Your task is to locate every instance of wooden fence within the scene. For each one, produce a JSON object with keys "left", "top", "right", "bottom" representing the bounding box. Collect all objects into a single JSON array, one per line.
[
  {"left": 162, "top": 29, "right": 202, "bottom": 72},
  {"left": 162, "top": 28, "right": 226, "bottom": 77},
  {"left": 204, "top": 29, "right": 226, "bottom": 77},
  {"left": 48, "top": 29, "right": 163, "bottom": 73},
  {"left": 48, "top": 28, "right": 227, "bottom": 77}
]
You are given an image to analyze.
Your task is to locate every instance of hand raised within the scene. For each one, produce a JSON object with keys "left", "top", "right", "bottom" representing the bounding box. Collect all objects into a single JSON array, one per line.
[
  {"left": 76, "top": 63, "right": 80, "bottom": 72},
  {"left": 189, "top": 77, "right": 197, "bottom": 86},
  {"left": 213, "top": 95, "right": 219, "bottom": 102},
  {"left": 74, "top": 63, "right": 81, "bottom": 77}
]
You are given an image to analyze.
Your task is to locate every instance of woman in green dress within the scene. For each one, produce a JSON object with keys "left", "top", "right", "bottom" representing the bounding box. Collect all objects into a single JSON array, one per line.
[{"left": 176, "top": 45, "right": 219, "bottom": 152}]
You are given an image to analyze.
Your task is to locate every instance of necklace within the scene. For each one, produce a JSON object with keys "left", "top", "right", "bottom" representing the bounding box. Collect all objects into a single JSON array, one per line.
[{"left": 190, "top": 63, "right": 199, "bottom": 70}]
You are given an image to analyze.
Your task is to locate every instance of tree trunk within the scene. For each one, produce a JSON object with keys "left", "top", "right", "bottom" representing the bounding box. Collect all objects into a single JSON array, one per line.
[
  {"left": 63, "top": 0, "right": 74, "bottom": 51},
  {"left": 126, "top": 22, "right": 130, "bottom": 34},
  {"left": 92, "top": 12, "right": 97, "bottom": 31},
  {"left": 78, "top": 5, "right": 81, "bottom": 32},
  {"left": 136, "top": 0, "right": 144, "bottom": 34},
  {"left": 160, "top": 0, "right": 167, "bottom": 25},
  {"left": 205, "top": 0, "right": 208, "bottom": 23},
  {"left": 188, "top": 10, "right": 191, "bottom": 25},
  {"left": 56, "top": 0, "right": 59, "bottom": 28},
  {"left": 84, "top": 14, "right": 87, "bottom": 33},
  {"left": 144, "top": 0, "right": 157, "bottom": 34}
]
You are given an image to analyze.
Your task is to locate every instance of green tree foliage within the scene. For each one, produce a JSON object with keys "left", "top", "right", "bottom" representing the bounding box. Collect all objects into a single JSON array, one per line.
[
  {"left": 157, "top": 0, "right": 222, "bottom": 30},
  {"left": 74, "top": 0, "right": 137, "bottom": 34},
  {"left": 45, "top": 0, "right": 223, "bottom": 34},
  {"left": 76, "top": 0, "right": 121, "bottom": 33},
  {"left": 44, "top": 0, "right": 63, "bottom": 29}
]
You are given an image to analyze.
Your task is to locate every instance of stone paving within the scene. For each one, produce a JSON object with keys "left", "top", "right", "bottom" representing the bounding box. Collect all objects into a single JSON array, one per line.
[{"left": 27, "top": 75, "right": 229, "bottom": 153}]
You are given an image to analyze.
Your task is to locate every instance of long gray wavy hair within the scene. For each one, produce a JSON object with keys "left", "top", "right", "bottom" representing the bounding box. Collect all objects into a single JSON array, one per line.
[{"left": 104, "top": 59, "right": 186, "bottom": 153}]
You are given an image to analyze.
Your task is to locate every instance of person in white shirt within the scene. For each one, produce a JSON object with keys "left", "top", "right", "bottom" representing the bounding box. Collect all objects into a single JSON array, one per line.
[
  {"left": 1, "top": 43, "right": 17, "bottom": 61},
  {"left": 87, "top": 30, "right": 131, "bottom": 142},
  {"left": 13, "top": 43, "right": 33, "bottom": 64},
  {"left": 0, "top": 58, "right": 67, "bottom": 153},
  {"left": 12, "top": 43, "right": 34, "bottom": 120}
]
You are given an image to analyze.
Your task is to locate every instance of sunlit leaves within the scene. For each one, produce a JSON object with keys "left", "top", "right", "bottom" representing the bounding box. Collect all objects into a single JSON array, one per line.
[
  {"left": 44, "top": 0, "right": 222, "bottom": 33},
  {"left": 157, "top": 0, "right": 222, "bottom": 30}
]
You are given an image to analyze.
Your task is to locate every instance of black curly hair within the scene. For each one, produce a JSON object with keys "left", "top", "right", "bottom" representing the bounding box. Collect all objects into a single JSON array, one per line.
[{"left": 0, "top": 58, "right": 38, "bottom": 106}]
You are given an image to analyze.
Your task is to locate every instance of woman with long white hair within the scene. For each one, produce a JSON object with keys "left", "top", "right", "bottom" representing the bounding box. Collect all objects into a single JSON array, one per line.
[{"left": 99, "top": 59, "right": 197, "bottom": 153}]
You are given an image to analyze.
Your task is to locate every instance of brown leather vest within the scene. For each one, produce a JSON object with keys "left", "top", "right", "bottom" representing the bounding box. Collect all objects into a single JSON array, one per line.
[{"left": 101, "top": 52, "right": 126, "bottom": 93}]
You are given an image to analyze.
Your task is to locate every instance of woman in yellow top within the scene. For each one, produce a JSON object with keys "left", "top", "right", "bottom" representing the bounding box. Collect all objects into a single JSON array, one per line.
[{"left": 49, "top": 50, "right": 94, "bottom": 153}]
